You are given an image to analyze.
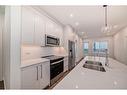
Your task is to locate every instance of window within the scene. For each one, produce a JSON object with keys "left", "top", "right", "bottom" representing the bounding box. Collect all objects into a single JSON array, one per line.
[
  {"left": 84, "top": 42, "right": 89, "bottom": 54},
  {"left": 93, "top": 41, "right": 108, "bottom": 52}
]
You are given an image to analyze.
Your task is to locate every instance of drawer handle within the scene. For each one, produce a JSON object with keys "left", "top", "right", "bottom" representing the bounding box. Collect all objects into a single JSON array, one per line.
[
  {"left": 41, "top": 65, "right": 42, "bottom": 79},
  {"left": 36, "top": 66, "right": 38, "bottom": 80}
]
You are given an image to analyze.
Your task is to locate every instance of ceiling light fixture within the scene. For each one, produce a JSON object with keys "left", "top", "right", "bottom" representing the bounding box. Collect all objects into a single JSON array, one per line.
[
  {"left": 70, "top": 13, "right": 74, "bottom": 18},
  {"left": 102, "top": 5, "right": 112, "bottom": 33}
]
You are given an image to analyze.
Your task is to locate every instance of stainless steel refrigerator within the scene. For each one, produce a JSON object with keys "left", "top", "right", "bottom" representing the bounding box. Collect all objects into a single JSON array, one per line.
[{"left": 68, "top": 40, "right": 75, "bottom": 70}]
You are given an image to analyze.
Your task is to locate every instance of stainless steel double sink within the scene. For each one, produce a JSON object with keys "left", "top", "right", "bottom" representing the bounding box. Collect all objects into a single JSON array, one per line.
[{"left": 83, "top": 60, "right": 106, "bottom": 72}]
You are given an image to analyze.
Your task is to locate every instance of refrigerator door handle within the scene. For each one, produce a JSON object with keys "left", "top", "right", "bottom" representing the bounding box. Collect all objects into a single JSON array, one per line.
[{"left": 69, "top": 52, "right": 72, "bottom": 56}]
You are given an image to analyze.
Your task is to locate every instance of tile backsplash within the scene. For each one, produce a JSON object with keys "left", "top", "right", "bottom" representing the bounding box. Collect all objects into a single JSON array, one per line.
[{"left": 21, "top": 45, "right": 67, "bottom": 60}]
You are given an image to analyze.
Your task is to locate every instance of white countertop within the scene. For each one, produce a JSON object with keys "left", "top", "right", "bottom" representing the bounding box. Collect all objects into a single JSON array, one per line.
[
  {"left": 21, "top": 55, "right": 68, "bottom": 68},
  {"left": 54, "top": 56, "right": 127, "bottom": 89},
  {"left": 21, "top": 58, "right": 50, "bottom": 68}
]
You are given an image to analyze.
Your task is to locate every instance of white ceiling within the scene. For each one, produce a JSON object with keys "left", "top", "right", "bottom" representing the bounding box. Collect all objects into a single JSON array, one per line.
[{"left": 39, "top": 6, "right": 127, "bottom": 38}]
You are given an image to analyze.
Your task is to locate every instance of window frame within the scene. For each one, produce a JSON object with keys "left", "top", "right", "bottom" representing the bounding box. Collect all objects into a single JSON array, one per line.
[
  {"left": 83, "top": 42, "right": 89, "bottom": 55},
  {"left": 93, "top": 40, "right": 108, "bottom": 53}
]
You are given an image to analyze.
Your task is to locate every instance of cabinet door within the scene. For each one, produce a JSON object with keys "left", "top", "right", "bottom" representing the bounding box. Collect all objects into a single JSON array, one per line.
[
  {"left": 39, "top": 62, "right": 50, "bottom": 88},
  {"left": 55, "top": 24, "right": 63, "bottom": 46},
  {"left": 21, "top": 7, "right": 35, "bottom": 44},
  {"left": 21, "top": 65, "right": 40, "bottom": 89},
  {"left": 34, "top": 12, "right": 46, "bottom": 46},
  {"left": 45, "top": 18, "right": 56, "bottom": 36},
  {"left": 64, "top": 57, "right": 68, "bottom": 72}
]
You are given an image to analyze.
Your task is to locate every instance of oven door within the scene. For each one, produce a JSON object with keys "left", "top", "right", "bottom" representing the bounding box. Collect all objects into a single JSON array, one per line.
[{"left": 50, "top": 60, "right": 64, "bottom": 80}]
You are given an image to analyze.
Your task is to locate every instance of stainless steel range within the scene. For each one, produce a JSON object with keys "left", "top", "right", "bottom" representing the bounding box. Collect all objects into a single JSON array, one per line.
[{"left": 42, "top": 55, "right": 64, "bottom": 85}]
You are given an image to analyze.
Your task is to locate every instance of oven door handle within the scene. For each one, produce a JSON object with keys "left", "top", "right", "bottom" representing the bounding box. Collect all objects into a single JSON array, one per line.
[{"left": 51, "top": 60, "right": 63, "bottom": 65}]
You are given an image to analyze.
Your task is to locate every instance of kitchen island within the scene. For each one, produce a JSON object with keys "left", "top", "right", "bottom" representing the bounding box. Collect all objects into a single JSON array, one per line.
[{"left": 54, "top": 56, "right": 127, "bottom": 89}]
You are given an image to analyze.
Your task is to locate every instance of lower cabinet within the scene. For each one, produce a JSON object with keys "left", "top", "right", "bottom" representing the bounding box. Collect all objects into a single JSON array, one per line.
[
  {"left": 64, "top": 57, "right": 68, "bottom": 72},
  {"left": 21, "top": 61, "right": 50, "bottom": 89},
  {"left": 39, "top": 62, "right": 50, "bottom": 88}
]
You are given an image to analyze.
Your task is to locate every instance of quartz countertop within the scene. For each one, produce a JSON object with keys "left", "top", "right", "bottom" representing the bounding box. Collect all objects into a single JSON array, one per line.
[
  {"left": 54, "top": 56, "right": 127, "bottom": 89},
  {"left": 21, "top": 58, "right": 50, "bottom": 68}
]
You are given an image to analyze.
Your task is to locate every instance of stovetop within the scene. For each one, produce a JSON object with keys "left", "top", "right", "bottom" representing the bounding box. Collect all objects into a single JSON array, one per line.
[{"left": 41, "top": 55, "right": 64, "bottom": 61}]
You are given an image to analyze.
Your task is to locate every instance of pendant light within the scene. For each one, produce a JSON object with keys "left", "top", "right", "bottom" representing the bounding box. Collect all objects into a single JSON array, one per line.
[{"left": 102, "top": 5, "right": 111, "bottom": 33}]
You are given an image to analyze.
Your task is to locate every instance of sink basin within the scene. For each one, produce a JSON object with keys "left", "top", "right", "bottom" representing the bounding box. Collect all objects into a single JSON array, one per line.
[
  {"left": 83, "top": 62, "right": 106, "bottom": 72},
  {"left": 85, "top": 60, "right": 102, "bottom": 66}
]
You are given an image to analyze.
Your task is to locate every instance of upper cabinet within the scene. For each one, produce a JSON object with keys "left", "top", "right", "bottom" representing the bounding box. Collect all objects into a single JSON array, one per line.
[
  {"left": 34, "top": 11, "right": 46, "bottom": 46},
  {"left": 55, "top": 24, "right": 64, "bottom": 46},
  {"left": 21, "top": 7, "right": 35, "bottom": 44},
  {"left": 45, "top": 18, "right": 64, "bottom": 46},
  {"left": 45, "top": 18, "right": 56, "bottom": 36},
  {"left": 21, "top": 7, "right": 63, "bottom": 46}
]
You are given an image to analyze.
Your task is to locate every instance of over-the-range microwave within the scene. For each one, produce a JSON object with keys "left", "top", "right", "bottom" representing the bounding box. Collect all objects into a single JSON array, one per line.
[{"left": 45, "top": 34, "right": 60, "bottom": 46}]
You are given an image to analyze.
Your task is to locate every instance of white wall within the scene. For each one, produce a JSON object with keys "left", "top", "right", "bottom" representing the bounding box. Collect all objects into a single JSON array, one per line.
[
  {"left": 74, "top": 32, "right": 84, "bottom": 62},
  {"left": 84, "top": 36, "right": 114, "bottom": 58},
  {"left": 0, "top": 9, "right": 4, "bottom": 81},
  {"left": 114, "top": 27, "right": 127, "bottom": 65},
  {"left": 3, "top": 6, "right": 21, "bottom": 89},
  {"left": 63, "top": 25, "right": 75, "bottom": 52}
]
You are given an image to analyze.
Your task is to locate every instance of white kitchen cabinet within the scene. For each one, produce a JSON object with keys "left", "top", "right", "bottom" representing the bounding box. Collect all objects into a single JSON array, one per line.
[
  {"left": 64, "top": 57, "right": 68, "bottom": 72},
  {"left": 21, "top": 64, "right": 40, "bottom": 89},
  {"left": 21, "top": 7, "right": 35, "bottom": 44},
  {"left": 21, "top": 7, "right": 63, "bottom": 46},
  {"left": 45, "top": 18, "right": 56, "bottom": 36},
  {"left": 40, "top": 61, "right": 50, "bottom": 88},
  {"left": 34, "top": 12, "right": 46, "bottom": 46},
  {"left": 54, "top": 24, "right": 64, "bottom": 46},
  {"left": 21, "top": 61, "right": 50, "bottom": 89}
]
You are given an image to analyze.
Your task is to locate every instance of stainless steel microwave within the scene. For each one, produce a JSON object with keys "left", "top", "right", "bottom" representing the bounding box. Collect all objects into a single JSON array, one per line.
[{"left": 45, "top": 35, "right": 60, "bottom": 46}]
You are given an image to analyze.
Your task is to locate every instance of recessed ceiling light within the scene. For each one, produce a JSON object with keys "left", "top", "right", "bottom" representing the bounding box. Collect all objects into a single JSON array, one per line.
[
  {"left": 75, "top": 22, "right": 79, "bottom": 26},
  {"left": 70, "top": 13, "right": 74, "bottom": 18}
]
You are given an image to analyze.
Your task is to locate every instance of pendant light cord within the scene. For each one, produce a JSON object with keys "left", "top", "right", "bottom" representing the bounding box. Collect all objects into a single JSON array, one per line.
[
  {"left": 103, "top": 5, "right": 108, "bottom": 27},
  {"left": 105, "top": 5, "right": 107, "bottom": 27}
]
